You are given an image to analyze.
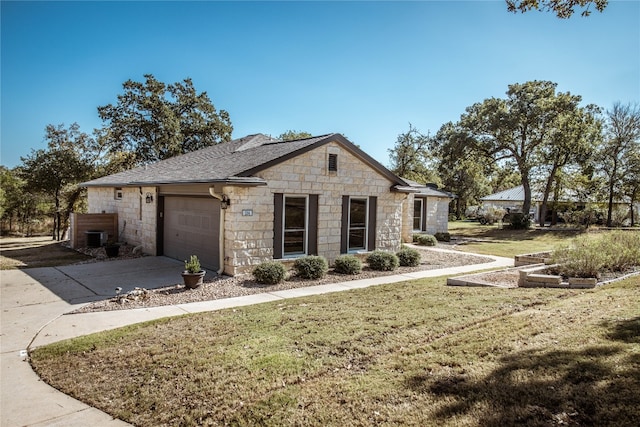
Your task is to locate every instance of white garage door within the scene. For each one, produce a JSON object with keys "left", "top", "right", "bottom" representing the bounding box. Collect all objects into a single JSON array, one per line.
[{"left": 163, "top": 197, "right": 220, "bottom": 271}]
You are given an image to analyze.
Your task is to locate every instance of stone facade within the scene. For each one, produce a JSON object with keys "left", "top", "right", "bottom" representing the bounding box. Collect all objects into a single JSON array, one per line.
[
  {"left": 85, "top": 141, "right": 452, "bottom": 276},
  {"left": 87, "top": 186, "right": 157, "bottom": 254},
  {"left": 402, "top": 194, "right": 451, "bottom": 242},
  {"left": 221, "top": 142, "right": 406, "bottom": 275}
]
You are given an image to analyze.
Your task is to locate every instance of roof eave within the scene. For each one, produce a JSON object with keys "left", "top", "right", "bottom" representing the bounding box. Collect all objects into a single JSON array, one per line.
[{"left": 82, "top": 177, "right": 268, "bottom": 188}]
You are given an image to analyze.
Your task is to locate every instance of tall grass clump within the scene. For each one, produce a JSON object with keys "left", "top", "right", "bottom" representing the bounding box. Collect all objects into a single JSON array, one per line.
[{"left": 551, "top": 231, "right": 640, "bottom": 278}]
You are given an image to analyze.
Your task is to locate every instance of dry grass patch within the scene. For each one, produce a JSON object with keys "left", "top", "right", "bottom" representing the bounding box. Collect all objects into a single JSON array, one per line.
[{"left": 31, "top": 276, "right": 639, "bottom": 426}]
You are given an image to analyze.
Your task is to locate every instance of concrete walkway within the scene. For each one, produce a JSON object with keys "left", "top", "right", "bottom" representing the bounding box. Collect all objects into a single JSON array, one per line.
[{"left": 1, "top": 251, "right": 512, "bottom": 427}]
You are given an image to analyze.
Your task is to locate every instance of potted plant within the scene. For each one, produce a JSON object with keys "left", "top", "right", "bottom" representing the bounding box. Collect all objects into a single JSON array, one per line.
[
  {"left": 182, "top": 255, "right": 205, "bottom": 289},
  {"left": 104, "top": 239, "right": 121, "bottom": 258}
]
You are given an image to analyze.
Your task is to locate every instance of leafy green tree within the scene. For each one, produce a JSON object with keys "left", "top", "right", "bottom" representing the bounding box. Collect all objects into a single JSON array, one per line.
[
  {"left": 536, "top": 104, "right": 601, "bottom": 226},
  {"left": 457, "top": 80, "right": 594, "bottom": 219},
  {"left": 98, "top": 74, "right": 232, "bottom": 166},
  {"left": 278, "top": 130, "right": 313, "bottom": 141},
  {"left": 432, "top": 122, "right": 492, "bottom": 219},
  {"left": 0, "top": 166, "right": 29, "bottom": 233},
  {"left": 388, "top": 124, "right": 440, "bottom": 185},
  {"left": 599, "top": 102, "right": 640, "bottom": 227},
  {"left": 506, "top": 0, "right": 608, "bottom": 18},
  {"left": 20, "top": 124, "right": 97, "bottom": 240}
]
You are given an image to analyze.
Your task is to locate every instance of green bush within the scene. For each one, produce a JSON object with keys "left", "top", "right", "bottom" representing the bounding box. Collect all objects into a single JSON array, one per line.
[
  {"left": 551, "top": 231, "right": 640, "bottom": 278},
  {"left": 252, "top": 261, "right": 287, "bottom": 284},
  {"left": 396, "top": 247, "right": 421, "bottom": 267},
  {"left": 293, "top": 255, "right": 329, "bottom": 279},
  {"left": 366, "top": 251, "right": 400, "bottom": 271},
  {"left": 415, "top": 234, "right": 437, "bottom": 246},
  {"left": 333, "top": 255, "right": 362, "bottom": 275},
  {"left": 434, "top": 232, "right": 451, "bottom": 242},
  {"left": 506, "top": 213, "right": 531, "bottom": 229}
]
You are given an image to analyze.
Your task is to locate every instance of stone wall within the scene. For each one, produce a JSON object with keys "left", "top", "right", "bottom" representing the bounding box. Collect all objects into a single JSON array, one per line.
[
  {"left": 87, "top": 186, "right": 157, "bottom": 254},
  {"left": 402, "top": 194, "right": 451, "bottom": 242},
  {"left": 222, "top": 141, "right": 407, "bottom": 275}
]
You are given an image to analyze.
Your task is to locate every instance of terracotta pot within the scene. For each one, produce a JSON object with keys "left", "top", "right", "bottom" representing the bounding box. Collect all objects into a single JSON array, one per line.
[{"left": 182, "top": 270, "right": 205, "bottom": 289}]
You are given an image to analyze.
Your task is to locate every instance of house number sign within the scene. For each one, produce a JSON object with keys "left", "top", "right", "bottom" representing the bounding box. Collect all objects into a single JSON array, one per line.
[{"left": 242, "top": 209, "right": 253, "bottom": 216}]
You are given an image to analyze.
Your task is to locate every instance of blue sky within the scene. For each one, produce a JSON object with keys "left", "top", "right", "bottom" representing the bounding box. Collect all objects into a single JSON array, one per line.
[{"left": 2, "top": 0, "right": 639, "bottom": 169}]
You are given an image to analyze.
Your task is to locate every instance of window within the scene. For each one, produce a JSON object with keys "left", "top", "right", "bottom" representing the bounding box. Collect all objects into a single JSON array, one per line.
[
  {"left": 274, "top": 194, "right": 318, "bottom": 259},
  {"left": 328, "top": 153, "right": 338, "bottom": 172},
  {"left": 413, "top": 199, "right": 423, "bottom": 231},
  {"left": 114, "top": 188, "right": 123, "bottom": 200},
  {"left": 283, "top": 196, "right": 307, "bottom": 256},
  {"left": 348, "top": 198, "right": 367, "bottom": 251}
]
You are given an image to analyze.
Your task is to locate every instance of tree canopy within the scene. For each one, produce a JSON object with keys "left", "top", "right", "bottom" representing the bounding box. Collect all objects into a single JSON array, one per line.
[
  {"left": 278, "top": 130, "right": 313, "bottom": 141},
  {"left": 506, "top": 0, "right": 608, "bottom": 18},
  {"left": 388, "top": 124, "right": 440, "bottom": 185},
  {"left": 98, "top": 74, "right": 232, "bottom": 167}
]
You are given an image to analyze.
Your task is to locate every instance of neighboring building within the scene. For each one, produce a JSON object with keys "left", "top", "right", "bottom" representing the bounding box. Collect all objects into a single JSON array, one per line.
[
  {"left": 81, "top": 133, "right": 453, "bottom": 275},
  {"left": 480, "top": 185, "right": 639, "bottom": 224}
]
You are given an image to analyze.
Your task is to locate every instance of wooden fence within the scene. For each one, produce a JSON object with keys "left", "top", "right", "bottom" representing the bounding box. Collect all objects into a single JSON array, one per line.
[{"left": 70, "top": 213, "right": 118, "bottom": 249}]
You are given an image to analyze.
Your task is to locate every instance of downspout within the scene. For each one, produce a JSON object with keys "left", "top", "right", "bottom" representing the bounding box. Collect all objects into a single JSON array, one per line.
[{"left": 209, "top": 187, "right": 226, "bottom": 275}]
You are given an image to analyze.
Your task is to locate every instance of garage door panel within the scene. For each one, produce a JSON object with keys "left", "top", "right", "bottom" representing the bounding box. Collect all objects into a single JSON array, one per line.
[{"left": 164, "top": 197, "right": 220, "bottom": 270}]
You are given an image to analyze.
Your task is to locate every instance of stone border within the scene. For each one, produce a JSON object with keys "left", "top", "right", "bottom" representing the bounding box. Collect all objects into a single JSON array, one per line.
[{"left": 514, "top": 251, "right": 552, "bottom": 267}]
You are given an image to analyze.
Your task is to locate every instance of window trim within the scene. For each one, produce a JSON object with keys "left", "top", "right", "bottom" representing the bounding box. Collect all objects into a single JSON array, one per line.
[
  {"left": 114, "top": 188, "right": 123, "bottom": 200},
  {"left": 282, "top": 194, "right": 309, "bottom": 258}
]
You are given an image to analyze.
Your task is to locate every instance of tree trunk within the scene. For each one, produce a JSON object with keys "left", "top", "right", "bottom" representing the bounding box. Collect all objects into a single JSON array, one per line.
[
  {"left": 522, "top": 176, "right": 532, "bottom": 221},
  {"left": 606, "top": 158, "right": 618, "bottom": 228}
]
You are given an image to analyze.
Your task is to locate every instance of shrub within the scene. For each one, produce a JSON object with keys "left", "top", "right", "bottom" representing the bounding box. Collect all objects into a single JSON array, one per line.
[
  {"left": 434, "top": 232, "right": 451, "bottom": 242},
  {"left": 367, "top": 251, "right": 400, "bottom": 271},
  {"left": 396, "top": 247, "right": 421, "bottom": 267},
  {"left": 253, "top": 261, "right": 286, "bottom": 284},
  {"left": 506, "top": 213, "right": 531, "bottom": 229},
  {"left": 293, "top": 255, "right": 329, "bottom": 279},
  {"left": 551, "top": 231, "right": 640, "bottom": 278},
  {"left": 415, "top": 234, "right": 437, "bottom": 246},
  {"left": 333, "top": 255, "right": 362, "bottom": 275}
]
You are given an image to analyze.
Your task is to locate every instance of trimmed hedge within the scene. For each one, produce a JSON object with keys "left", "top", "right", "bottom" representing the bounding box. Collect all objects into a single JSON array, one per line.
[
  {"left": 396, "top": 247, "right": 421, "bottom": 267},
  {"left": 333, "top": 255, "right": 363, "bottom": 275},
  {"left": 367, "top": 251, "right": 399, "bottom": 271},
  {"left": 253, "top": 261, "right": 286, "bottom": 284},
  {"left": 293, "top": 255, "right": 329, "bottom": 279}
]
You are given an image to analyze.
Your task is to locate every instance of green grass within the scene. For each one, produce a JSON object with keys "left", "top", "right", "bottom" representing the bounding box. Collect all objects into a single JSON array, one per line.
[
  {"left": 448, "top": 221, "right": 583, "bottom": 257},
  {"left": 31, "top": 275, "right": 640, "bottom": 426}
]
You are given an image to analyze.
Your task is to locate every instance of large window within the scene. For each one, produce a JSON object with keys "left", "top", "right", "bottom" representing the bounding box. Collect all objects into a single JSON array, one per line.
[
  {"left": 348, "top": 198, "right": 367, "bottom": 251},
  {"left": 283, "top": 196, "right": 307, "bottom": 256},
  {"left": 413, "top": 199, "right": 423, "bottom": 231}
]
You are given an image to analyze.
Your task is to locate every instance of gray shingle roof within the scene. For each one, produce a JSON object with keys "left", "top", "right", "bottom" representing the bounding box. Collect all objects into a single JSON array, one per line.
[{"left": 82, "top": 133, "right": 407, "bottom": 188}]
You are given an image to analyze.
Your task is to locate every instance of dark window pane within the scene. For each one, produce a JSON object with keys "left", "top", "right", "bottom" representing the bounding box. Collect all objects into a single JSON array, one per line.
[
  {"left": 413, "top": 199, "right": 422, "bottom": 230},
  {"left": 348, "top": 229, "right": 365, "bottom": 250},
  {"left": 285, "top": 197, "right": 306, "bottom": 229},
  {"left": 284, "top": 231, "right": 305, "bottom": 255},
  {"left": 350, "top": 199, "right": 367, "bottom": 227}
]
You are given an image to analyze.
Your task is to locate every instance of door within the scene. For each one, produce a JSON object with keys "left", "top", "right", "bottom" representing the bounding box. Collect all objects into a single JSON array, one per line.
[{"left": 162, "top": 197, "right": 220, "bottom": 270}]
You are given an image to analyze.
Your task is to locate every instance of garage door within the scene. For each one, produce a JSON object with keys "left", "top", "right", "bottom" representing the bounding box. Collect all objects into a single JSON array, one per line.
[{"left": 163, "top": 197, "right": 220, "bottom": 271}]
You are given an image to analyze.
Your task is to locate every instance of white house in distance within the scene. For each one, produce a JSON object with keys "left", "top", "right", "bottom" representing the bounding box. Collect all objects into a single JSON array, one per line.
[{"left": 80, "top": 133, "right": 453, "bottom": 275}]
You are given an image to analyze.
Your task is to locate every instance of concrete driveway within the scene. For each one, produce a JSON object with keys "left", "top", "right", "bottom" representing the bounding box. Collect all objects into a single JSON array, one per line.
[{"left": 0, "top": 256, "right": 192, "bottom": 427}]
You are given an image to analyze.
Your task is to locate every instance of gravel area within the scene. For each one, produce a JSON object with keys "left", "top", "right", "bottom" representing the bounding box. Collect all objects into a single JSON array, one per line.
[{"left": 72, "top": 248, "right": 493, "bottom": 313}]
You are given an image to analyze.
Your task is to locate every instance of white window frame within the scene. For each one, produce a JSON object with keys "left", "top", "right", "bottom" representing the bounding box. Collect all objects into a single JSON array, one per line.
[
  {"left": 282, "top": 194, "right": 308, "bottom": 257},
  {"left": 413, "top": 198, "right": 423, "bottom": 231},
  {"left": 348, "top": 197, "right": 368, "bottom": 252}
]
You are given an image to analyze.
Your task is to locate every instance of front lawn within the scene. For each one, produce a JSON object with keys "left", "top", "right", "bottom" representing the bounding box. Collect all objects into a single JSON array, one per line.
[
  {"left": 31, "top": 275, "right": 640, "bottom": 426},
  {"left": 448, "top": 221, "right": 583, "bottom": 257}
]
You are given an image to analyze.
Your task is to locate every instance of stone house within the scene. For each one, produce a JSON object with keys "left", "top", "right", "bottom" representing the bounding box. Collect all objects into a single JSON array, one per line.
[{"left": 81, "top": 133, "right": 452, "bottom": 275}]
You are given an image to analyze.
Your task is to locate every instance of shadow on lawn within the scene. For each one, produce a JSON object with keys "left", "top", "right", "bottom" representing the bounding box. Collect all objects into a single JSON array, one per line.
[{"left": 406, "top": 319, "right": 640, "bottom": 426}]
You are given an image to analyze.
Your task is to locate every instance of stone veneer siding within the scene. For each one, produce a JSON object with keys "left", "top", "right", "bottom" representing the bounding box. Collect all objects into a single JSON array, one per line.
[
  {"left": 87, "top": 186, "right": 157, "bottom": 254},
  {"left": 221, "top": 142, "right": 407, "bottom": 275},
  {"left": 402, "top": 194, "right": 451, "bottom": 242}
]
